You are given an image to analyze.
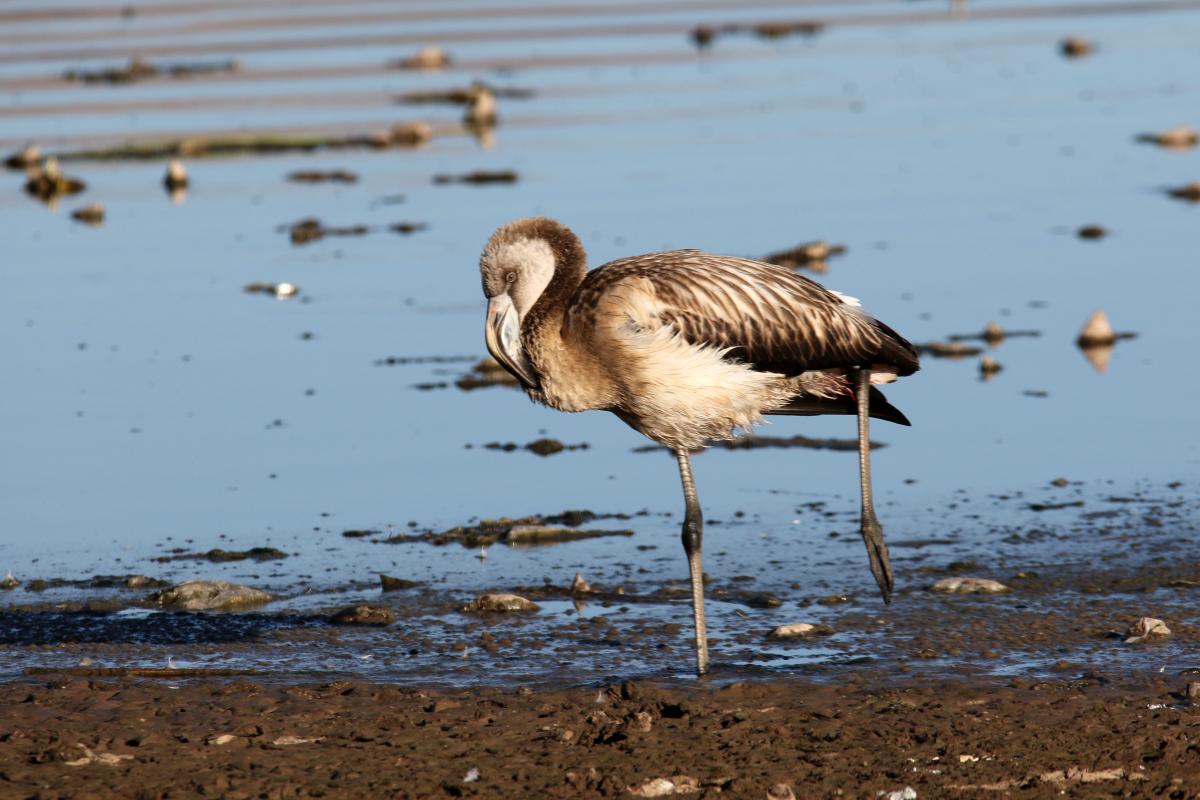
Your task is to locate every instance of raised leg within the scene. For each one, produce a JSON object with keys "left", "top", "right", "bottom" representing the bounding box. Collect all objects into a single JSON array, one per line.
[
  {"left": 856, "top": 368, "right": 894, "bottom": 603},
  {"left": 674, "top": 449, "right": 709, "bottom": 676}
]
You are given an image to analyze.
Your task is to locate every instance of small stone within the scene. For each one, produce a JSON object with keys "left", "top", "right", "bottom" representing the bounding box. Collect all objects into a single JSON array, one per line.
[
  {"left": 1137, "top": 126, "right": 1198, "bottom": 150},
  {"left": 271, "top": 735, "right": 324, "bottom": 746},
  {"left": 1060, "top": 37, "right": 1093, "bottom": 58},
  {"left": 627, "top": 775, "right": 701, "bottom": 797},
  {"left": 878, "top": 788, "right": 917, "bottom": 800},
  {"left": 390, "top": 121, "right": 433, "bottom": 147},
  {"left": 164, "top": 159, "right": 189, "bottom": 190},
  {"left": 464, "top": 84, "right": 497, "bottom": 127},
  {"left": 1125, "top": 616, "right": 1171, "bottom": 644},
  {"left": 1167, "top": 182, "right": 1200, "bottom": 203},
  {"left": 153, "top": 580, "right": 271, "bottom": 610},
  {"left": 206, "top": 733, "right": 237, "bottom": 746},
  {"left": 983, "top": 321, "right": 1005, "bottom": 343},
  {"left": 0, "top": 572, "right": 19, "bottom": 590},
  {"left": 4, "top": 143, "right": 40, "bottom": 170},
  {"left": 1076, "top": 224, "right": 1106, "bottom": 240},
  {"left": 1076, "top": 310, "right": 1116, "bottom": 346},
  {"left": 571, "top": 573, "right": 593, "bottom": 594},
  {"left": 1186, "top": 681, "right": 1200, "bottom": 702},
  {"left": 396, "top": 47, "right": 451, "bottom": 70},
  {"left": 329, "top": 604, "right": 394, "bottom": 625},
  {"left": 930, "top": 577, "right": 1009, "bottom": 594},
  {"left": 979, "top": 356, "right": 1002, "bottom": 378},
  {"left": 769, "top": 623, "right": 833, "bottom": 639},
  {"left": 71, "top": 202, "right": 105, "bottom": 225},
  {"left": 629, "top": 711, "right": 654, "bottom": 733},
  {"left": 462, "top": 593, "right": 539, "bottom": 613},
  {"left": 768, "top": 784, "right": 797, "bottom": 800},
  {"left": 124, "top": 575, "right": 154, "bottom": 588}
]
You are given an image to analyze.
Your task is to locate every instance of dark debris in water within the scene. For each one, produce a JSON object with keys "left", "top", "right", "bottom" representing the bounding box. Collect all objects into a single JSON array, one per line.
[
  {"left": 477, "top": 438, "right": 590, "bottom": 456},
  {"left": 1167, "top": 182, "right": 1200, "bottom": 203},
  {"left": 917, "top": 341, "right": 985, "bottom": 359},
  {"left": 63, "top": 57, "right": 239, "bottom": 85},
  {"left": 287, "top": 169, "right": 358, "bottom": 184},
  {"left": 455, "top": 358, "right": 519, "bottom": 390},
  {"left": 153, "top": 547, "right": 289, "bottom": 564},
  {"left": 396, "top": 84, "right": 533, "bottom": 106},
  {"left": 691, "top": 19, "right": 824, "bottom": 49},
  {"left": 432, "top": 170, "right": 518, "bottom": 185},
  {"left": 384, "top": 509, "right": 641, "bottom": 548},
  {"left": 634, "top": 434, "right": 882, "bottom": 453},
  {"left": 374, "top": 354, "right": 476, "bottom": 367},
  {"left": 286, "top": 217, "right": 426, "bottom": 245}
]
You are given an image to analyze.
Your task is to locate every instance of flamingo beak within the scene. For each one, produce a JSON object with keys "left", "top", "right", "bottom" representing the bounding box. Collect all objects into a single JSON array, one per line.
[{"left": 485, "top": 294, "right": 538, "bottom": 389}]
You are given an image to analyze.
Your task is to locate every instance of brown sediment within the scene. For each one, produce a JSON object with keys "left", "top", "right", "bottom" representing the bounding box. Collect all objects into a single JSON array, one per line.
[{"left": 0, "top": 676, "right": 1196, "bottom": 798}]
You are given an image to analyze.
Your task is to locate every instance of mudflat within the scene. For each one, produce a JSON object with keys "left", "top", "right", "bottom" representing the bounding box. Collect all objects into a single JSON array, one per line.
[{"left": 1, "top": 674, "right": 1195, "bottom": 798}]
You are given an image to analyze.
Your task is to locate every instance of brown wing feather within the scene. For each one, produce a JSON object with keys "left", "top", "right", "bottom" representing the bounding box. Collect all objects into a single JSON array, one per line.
[{"left": 566, "top": 250, "right": 918, "bottom": 376}]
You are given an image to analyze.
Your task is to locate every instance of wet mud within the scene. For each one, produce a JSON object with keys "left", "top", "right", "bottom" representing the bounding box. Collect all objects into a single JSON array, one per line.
[{"left": 2, "top": 675, "right": 1199, "bottom": 799}]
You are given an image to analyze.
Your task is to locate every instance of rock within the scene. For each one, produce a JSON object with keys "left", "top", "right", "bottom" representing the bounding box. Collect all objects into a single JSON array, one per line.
[
  {"left": 1137, "top": 126, "right": 1198, "bottom": 150},
  {"left": 571, "top": 573, "right": 593, "bottom": 594},
  {"left": 769, "top": 622, "right": 833, "bottom": 639},
  {"left": 206, "top": 733, "right": 238, "bottom": 746},
  {"left": 878, "top": 789, "right": 917, "bottom": 800},
  {"left": 1186, "top": 681, "right": 1200, "bottom": 703},
  {"left": 979, "top": 356, "right": 1002, "bottom": 378},
  {"left": 64, "top": 744, "right": 134, "bottom": 766},
  {"left": 244, "top": 282, "right": 299, "bottom": 299},
  {"left": 379, "top": 574, "right": 421, "bottom": 592},
  {"left": 164, "top": 159, "right": 188, "bottom": 190},
  {"left": 1167, "top": 181, "right": 1200, "bottom": 203},
  {"left": 503, "top": 525, "right": 632, "bottom": 545},
  {"left": 464, "top": 84, "right": 497, "bottom": 127},
  {"left": 395, "top": 47, "right": 451, "bottom": 70},
  {"left": 983, "top": 321, "right": 1005, "bottom": 343},
  {"left": 153, "top": 580, "right": 271, "bottom": 610},
  {"left": 390, "top": 121, "right": 433, "bottom": 147},
  {"left": 124, "top": 575, "right": 155, "bottom": 588},
  {"left": 271, "top": 735, "right": 324, "bottom": 746},
  {"left": 931, "top": 577, "right": 1009, "bottom": 594},
  {"left": 918, "top": 341, "right": 983, "bottom": 359},
  {"left": 1125, "top": 616, "right": 1170, "bottom": 644},
  {"left": 1059, "top": 37, "right": 1093, "bottom": 58},
  {"left": 1076, "top": 224, "right": 1106, "bottom": 240},
  {"left": 4, "top": 143, "right": 40, "bottom": 170},
  {"left": 24, "top": 157, "right": 86, "bottom": 202},
  {"left": 1076, "top": 310, "right": 1115, "bottom": 346},
  {"left": 768, "top": 785, "right": 797, "bottom": 800},
  {"left": 627, "top": 775, "right": 701, "bottom": 797},
  {"left": 0, "top": 572, "right": 19, "bottom": 590},
  {"left": 462, "top": 593, "right": 539, "bottom": 613},
  {"left": 329, "top": 604, "right": 394, "bottom": 625}
]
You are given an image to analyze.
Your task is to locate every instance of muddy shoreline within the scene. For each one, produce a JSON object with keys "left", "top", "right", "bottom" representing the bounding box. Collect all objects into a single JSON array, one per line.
[{"left": 1, "top": 673, "right": 1196, "bottom": 798}]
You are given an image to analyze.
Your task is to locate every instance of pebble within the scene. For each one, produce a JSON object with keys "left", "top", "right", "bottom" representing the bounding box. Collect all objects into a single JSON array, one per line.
[
  {"left": 1125, "top": 616, "right": 1170, "bottom": 644},
  {"left": 71, "top": 202, "right": 105, "bottom": 226},
  {"left": 164, "top": 159, "right": 189, "bottom": 190},
  {"left": 462, "top": 593, "right": 539, "bottom": 613},
  {"left": 769, "top": 622, "right": 833, "bottom": 639},
  {"left": 767, "top": 785, "right": 797, "bottom": 800},
  {"left": 1076, "top": 310, "right": 1115, "bottom": 346},
  {"left": 979, "top": 356, "right": 1002, "bottom": 378},
  {"left": 931, "top": 577, "right": 1010, "bottom": 594},
  {"left": 153, "top": 580, "right": 271, "bottom": 610},
  {"left": 0, "top": 572, "right": 19, "bottom": 590},
  {"left": 390, "top": 121, "right": 433, "bottom": 147},
  {"left": 878, "top": 788, "right": 917, "bottom": 800},
  {"left": 626, "top": 776, "right": 700, "bottom": 797},
  {"left": 1059, "top": 37, "right": 1093, "bottom": 58},
  {"left": 1167, "top": 181, "right": 1200, "bottom": 202},
  {"left": 1137, "top": 126, "right": 1198, "bottom": 150},
  {"left": 396, "top": 47, "right": 451, "bottom": 70},
  {"left": 571, "top": 573, "right": 593, "bottom": 594}
]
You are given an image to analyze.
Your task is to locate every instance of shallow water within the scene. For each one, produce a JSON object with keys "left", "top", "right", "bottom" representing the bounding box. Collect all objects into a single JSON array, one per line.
[{"left": 1, "top": 0, "right": 1198, "bottom": 686}]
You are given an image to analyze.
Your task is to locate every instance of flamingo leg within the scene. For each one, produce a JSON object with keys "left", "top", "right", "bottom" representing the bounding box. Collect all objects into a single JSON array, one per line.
[
  {"left": 856, "top": 367, "right": 894, "bottom": 602},
  {"left": 674, "top": 449, "right": 709, "bottom": 676}
]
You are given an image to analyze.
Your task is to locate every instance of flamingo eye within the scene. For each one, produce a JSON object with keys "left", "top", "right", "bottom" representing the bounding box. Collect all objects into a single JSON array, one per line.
[{"left": 505, "top": 271, "right": 517, "bottom": 283}]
